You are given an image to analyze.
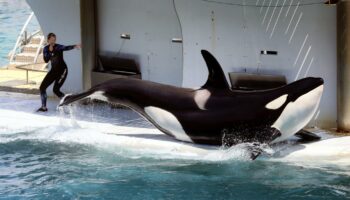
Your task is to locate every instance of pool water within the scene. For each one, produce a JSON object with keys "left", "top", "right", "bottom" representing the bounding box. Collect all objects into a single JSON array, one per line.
[
  {"left": 0, "top": 92, "right": 349, "bottom": 200},
  {"left": 1, "top": 141, "right": 349, "bottom": 200},
  {"left": 0, "top": 0, "right": 40, "bottom": 67}
]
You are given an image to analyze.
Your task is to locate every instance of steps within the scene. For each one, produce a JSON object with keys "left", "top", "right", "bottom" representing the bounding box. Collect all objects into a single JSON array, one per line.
[
  {"left": 22, "top": 44, "right": 42, "bottom": 53},
  {"left": 29, "top": 37, "right": 42, "bottom": 45},
  {"left": 11, "top": 35, "right": 46, "bottom": 66},
  {"left": 13, "top": 53, "right": 36, "bottom": 63}
]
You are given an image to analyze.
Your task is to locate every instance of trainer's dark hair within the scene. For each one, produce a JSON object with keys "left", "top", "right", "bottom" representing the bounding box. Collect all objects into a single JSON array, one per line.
[{"left": 47, "top": 33, "right": 56, "bottom": 40}]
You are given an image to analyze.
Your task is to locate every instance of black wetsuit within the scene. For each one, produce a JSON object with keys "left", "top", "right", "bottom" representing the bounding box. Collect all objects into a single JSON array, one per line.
[{"left": 39, "top": 44, "right": 75, "bottom": 107}]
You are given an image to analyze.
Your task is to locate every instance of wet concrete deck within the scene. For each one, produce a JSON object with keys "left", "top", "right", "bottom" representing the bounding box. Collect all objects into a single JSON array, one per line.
[{"left": 0, "top": 68, "right": 46, "bottom": 94}]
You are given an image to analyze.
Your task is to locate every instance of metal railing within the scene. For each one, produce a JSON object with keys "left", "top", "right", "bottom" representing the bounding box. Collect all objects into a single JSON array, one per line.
[
  {"left": 9, "top": 12, "right": 34, "bottom": 62},
  {"left": 9, "top": 12, "right": 44, "bottom": 65},
  {"left": 33, "top": 36, "right": 45, "bottom": 63}
]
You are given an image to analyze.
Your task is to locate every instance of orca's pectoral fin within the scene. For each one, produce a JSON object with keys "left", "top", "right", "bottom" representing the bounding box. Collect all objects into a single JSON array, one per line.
[
  {"left": 59, "top": 90, "right": 95, "bottom": 107},
  {"left": 249, "top": 128, "right": 282, "bottom": 160},
  {"left": 295, "top": 130, "right": 321, "bottom": 143},
  {"left": 246, "top": 143, "right": 265, "bottom": 160},
  {"left": 222, "top": 127, "right": 281, "bottom": 160}
]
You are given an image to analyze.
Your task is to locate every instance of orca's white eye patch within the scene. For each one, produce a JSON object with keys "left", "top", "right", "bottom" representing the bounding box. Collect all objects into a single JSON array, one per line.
[{"left": 266, "top": 94, "right": 288, "bottom": 110}]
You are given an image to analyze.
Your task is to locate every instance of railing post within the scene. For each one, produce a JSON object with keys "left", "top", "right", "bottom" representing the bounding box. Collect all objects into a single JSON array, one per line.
[
  {"left": 24, "top": 31, "right": 27, "bottom": 45},
  {"left": 34, "top": 36, "right": 45, "bottom": 64},
  {"left": 26, "top": 70, "right": 29, "bottom": 84},
  {"left": 9, "top": 12, "right": 34, "bottom": 63}
]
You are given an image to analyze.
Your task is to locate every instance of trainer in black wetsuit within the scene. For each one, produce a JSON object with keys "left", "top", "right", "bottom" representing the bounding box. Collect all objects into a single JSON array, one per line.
[{"left": 37, "top": 33, "right": 80, "bottom": 112}]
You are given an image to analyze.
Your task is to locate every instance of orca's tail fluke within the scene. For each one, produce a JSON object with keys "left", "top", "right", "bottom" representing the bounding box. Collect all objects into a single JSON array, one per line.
[{"left": 59, "top": 89, "right": 96, "bottom": 107}]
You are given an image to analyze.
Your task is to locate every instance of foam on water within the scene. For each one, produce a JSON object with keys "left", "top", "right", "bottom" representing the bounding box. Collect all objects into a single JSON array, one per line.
[
  {"left": 0, "top": 107, "right": 254, "bottom": 162},
  {"left": 0, "top": 105, "right": 350, "bottom": 167},
  {"left": 0, "top": 91, "right": 350, "bottom": 168}
]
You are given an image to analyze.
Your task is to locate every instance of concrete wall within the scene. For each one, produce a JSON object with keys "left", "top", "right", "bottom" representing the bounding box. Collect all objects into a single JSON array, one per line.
[
  {"left": 96, "top": 0, "right": 183, "bottom": 86},
  {"left": 26, "top": 0, "right": 337, "bottom": 128},
  {"left": 26, "top": 0, "right": 83, "bottom": 93},
  {"left": 175, "top": 0, "right": 337, "bottom": 128}
]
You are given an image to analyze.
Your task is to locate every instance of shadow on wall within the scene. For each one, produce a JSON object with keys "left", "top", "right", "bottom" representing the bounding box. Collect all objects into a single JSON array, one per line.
[
  {"left": 229, "top": 67, "right": 294, "bottom": 81},
  {"left": 97, "top": 51, "right": 141, "bottom": 75}
]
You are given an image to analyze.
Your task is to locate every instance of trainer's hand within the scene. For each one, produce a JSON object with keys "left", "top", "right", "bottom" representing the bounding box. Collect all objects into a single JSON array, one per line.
[
  {"left": 75, "top": 44, "right": 81, "bottom": 49},
  {"left": 49, "top": 44, "right": 54, "bottom": 51}
]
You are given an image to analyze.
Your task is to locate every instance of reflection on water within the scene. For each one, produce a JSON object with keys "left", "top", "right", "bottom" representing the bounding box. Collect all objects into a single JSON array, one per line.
[{"left": 0, "top": 0, "right": 40, "bottom": 67}]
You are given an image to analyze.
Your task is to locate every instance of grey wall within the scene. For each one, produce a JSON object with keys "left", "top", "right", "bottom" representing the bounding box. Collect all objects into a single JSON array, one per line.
[
  {"left": 175, "top": 0, "right": 337, "bottom": 128},
  {"left": 97, "top": 0, "right": 183, "bottom": 86},
  {"left": 26, "top": 0, "right": 83, "bottom": 93},
  {"left": 27, "top": 0, "right": 337, "bottom": 128}
]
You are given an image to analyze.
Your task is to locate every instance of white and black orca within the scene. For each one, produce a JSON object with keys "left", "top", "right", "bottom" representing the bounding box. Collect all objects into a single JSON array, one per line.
[{"left": 59, "top": 50, "right": 324, "bottom": 158}]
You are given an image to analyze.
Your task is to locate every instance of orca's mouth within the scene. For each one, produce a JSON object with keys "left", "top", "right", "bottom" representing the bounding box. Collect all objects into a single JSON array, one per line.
[
  {"left": 305, "top": 77, "right": 324, "bottom": 95},
  {"left": 314, "top": 77, "right": 324, "bottom": 87},
  {"left": 304, "top": 77, "right": 324, "bottom": 91}
]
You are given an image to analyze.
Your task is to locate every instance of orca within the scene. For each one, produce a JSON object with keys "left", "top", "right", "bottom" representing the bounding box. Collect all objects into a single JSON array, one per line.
[{"left": 59, "top": 50, "right": 324, "bottom": 159}]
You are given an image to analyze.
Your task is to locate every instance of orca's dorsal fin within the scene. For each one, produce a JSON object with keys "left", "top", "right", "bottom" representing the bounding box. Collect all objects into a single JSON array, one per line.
[{"left": 201, "top": 50, "right": 230, "bottom": 89}]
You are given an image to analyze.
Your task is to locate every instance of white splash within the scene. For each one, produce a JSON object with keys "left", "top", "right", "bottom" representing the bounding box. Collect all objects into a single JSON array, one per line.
[{"left": 0, "top": 92, "right": 349, "bottom": 166}]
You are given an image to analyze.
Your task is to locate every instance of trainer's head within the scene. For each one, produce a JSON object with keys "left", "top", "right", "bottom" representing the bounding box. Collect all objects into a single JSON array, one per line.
[{"left": 47, "top": 33, "right": 56, "bottom": 45}]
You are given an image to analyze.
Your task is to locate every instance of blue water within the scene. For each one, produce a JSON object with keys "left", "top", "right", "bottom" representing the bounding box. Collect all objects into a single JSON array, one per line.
[
  {"left": 0, "top": 140, "right": 349, "bottom": 200},
  {"left": 0, "top": 0, "right": 40, "bottom": 67}
]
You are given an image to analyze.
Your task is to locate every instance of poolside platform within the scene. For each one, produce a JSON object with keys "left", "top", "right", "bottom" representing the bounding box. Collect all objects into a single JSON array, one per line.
[{"left": 0, "top": 66, "right": 46, "bottom": 94}]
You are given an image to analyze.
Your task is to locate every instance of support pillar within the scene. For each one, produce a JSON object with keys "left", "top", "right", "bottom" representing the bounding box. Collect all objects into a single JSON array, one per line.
[
  {"left": 80, "top": 0, "right": 96, "bottom": 90},
  {"left": 337, "top": 0, "right": 350, "bottom": 131}
]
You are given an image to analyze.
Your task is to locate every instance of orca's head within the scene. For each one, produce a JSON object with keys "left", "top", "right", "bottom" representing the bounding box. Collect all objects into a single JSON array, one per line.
[{"left": 269, "top": 77, "right": 324, "bottom": 143}]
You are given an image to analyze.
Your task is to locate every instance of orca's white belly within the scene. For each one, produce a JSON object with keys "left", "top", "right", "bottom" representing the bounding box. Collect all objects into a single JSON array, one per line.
[
  {"left": 144, "top": 106, "right": 193, "bottom": 143},
  {"left": 271, "top": 85, "right": 324, "bottom": 143}
]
